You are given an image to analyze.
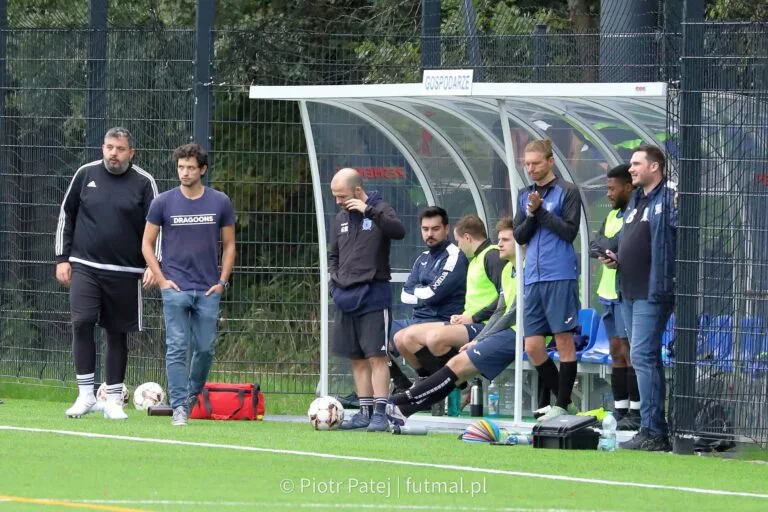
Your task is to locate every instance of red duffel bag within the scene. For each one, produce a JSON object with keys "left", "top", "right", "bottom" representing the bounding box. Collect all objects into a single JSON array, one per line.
[{"left": 190, "top": 383, "right": 265, "bottom": 421}]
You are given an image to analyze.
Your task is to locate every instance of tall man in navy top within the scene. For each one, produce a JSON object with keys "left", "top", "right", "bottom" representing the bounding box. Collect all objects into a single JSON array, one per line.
[
  {"left": 329, "top": 168, "right": 406, "bottom": 432},
  {"left": 142, "top": 143, "right": 236, "bottom": 427},
  {"left": 603, "top": 145, "right": 676, "bottom": 452},
  {"left": 56, "top": 127, "right": 159, "bottom": 420},
  {"left": 389, "top": 206, "right": 468, "bottom": 391},
  {"left": 513, "top": 139, "right": 582, "bottom": 423}
]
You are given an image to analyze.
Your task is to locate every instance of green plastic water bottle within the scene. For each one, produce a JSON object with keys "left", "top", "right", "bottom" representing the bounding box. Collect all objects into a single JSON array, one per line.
[{"left": 447, "top": 388, "right": 462, "bottom": 416}]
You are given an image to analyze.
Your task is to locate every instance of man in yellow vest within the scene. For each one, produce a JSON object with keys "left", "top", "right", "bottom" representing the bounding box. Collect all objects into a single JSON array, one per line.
[
  {"left": 393, "top": 214, "right": 504, "bottom": 377},
  {"left": 387, "top": 217, "right": 517, "bottom": 423},
  {"left": 590, "top": 163, "right": 640, "bottom": 430}
]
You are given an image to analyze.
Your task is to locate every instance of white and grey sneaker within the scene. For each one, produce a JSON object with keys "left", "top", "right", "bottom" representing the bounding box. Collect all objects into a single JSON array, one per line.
[
  {"left": 537, "top": 405, "right": 567, "bottom": 423},
  {"left": 103, "top": 401, "right": 128, "bottom": 420},
  {"left": 65, "top": 394, "right": 101, "bottom": 418},
  {"left": 172, "top": 405, "right": 188, "bottom": 426},
  {"left": 533, "top": 405, "right": 551, "bottom": 419}
]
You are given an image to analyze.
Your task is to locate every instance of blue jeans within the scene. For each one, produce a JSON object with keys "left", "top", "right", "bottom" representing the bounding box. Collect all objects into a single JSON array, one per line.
[
  {"left": 620, "top": 299, "right": 673, "bottom": 435},
  {"left": 161, "top": 289, "right": 221, "bottom": 409}
]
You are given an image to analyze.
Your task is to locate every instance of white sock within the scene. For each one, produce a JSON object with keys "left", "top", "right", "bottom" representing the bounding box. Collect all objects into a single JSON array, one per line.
[
  {"left": 76, "top": 373, "right": 95, "bottom": 398},
  {"left": 614, "top": 399, "right": 629, "bottom": 409},
  {"left": 629, "top": 401, "right": 641, "bottom": 411},
  {"left": 106, "top": 384, "right": 124, "bottom": 405}
]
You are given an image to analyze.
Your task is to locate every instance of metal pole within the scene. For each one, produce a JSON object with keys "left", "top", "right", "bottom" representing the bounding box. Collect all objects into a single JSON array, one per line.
[
  {"left": 532, "top": 24, "right": 547, "bottom": 82},
  {"left": 673, "top": 0, "right": 705, "bottom": 455},
  {"left": 498, "top": 100, "right": 526, "bottom": 426},
  {"left": 421, "top": 0, "right": 441, "bottom": 71},
  {"left": 460, "top": 0, "right": 483, "bottom": 81},
  {"left": 299, "top": 101, "right": 329, "bottom": 397},
  {"left": 194, "top": 0, "right": 215, "bottom": 181},
  {"left": 599, "top": 0, "right": 658, "bottom": 82},
  {"left": 86, "top": 0, "right": 108, "bottom": 385},
  {"left": 663, "top": 0, "right": 683, "bottom": 82},
  {"left": 0, "top": 0, "right": 7, "bottom": 316},
  {"left": 86, "top": 0, "right": 107, "bottom": 161}
]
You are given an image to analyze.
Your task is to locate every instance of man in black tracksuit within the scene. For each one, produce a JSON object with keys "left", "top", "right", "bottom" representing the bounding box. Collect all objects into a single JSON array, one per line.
[
  {"left": 329, "top": 168, "right": 406, "bottom": 432},
  {"left": 55, "top": 127, "right": 158, "bottom": 420}
]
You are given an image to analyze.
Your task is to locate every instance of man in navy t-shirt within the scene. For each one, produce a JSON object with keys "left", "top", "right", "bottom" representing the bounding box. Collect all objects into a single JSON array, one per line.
[{"left": 142, "top": 143, "right": 236, "bottom": 426}]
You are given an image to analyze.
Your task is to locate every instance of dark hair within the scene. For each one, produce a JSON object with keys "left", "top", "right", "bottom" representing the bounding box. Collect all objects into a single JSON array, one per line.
[
  {"left": 606, "top": 163, "right": 632, "bottom": 184},
  {"left": 454, "top": 215, "right": 487, "bottom": 239},
  {"left": 634, "top": 144, "right": 666, "bottom": 174},
  {"left": 104, "top": 127, "right": 134, "bottom": 149},
  {"left": 495, "top": 216, "right": 514, "bottom": 234},
  {"left": 418, "top": 206, "right": 449, "bottom": 226},
  {"left": 173, "top": 143, "right": 209, "bottom": 169}
]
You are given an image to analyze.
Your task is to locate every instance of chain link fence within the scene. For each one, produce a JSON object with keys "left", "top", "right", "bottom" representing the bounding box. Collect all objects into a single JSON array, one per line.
[
  {"left": 1, "top": 3, "right": 767, "bottom": 447},
  {"left": 669, "top": 19, "right": 768, "bottom": 448}
]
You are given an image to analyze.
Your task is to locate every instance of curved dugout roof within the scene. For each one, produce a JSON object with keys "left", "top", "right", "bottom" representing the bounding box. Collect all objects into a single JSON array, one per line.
[{"left": 250, "top": 81, "right": 670, "bottom": 420}]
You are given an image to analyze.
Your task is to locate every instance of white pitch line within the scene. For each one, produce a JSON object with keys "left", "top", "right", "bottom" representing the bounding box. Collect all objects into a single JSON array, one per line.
[
  {"left": 73, "top": 501, "right": 610, "bottom": 512},
  {"left": 1, "top": 425, "right": 767, "bottom": 501}
]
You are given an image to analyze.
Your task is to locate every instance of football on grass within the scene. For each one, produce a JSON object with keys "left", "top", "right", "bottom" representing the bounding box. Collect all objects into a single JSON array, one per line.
[
  {"left": 96, "top": 382, "right": 129, "bottom": 405},
  {"left": 307, "top": 396, "right": 344, "bottom": 430},
  {"left": 132, "top": 382, "right": 167, "bottom": 410}
]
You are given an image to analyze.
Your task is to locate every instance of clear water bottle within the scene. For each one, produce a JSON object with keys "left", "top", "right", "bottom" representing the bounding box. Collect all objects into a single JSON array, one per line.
[
  {"left": 391, "top": 425, "right": 428, "bottom": 435},
  {"left": 504, "top": 434, "right": 533, "bottom": 445},
  {"left": 598, "top": 412, "right": 617, "bottom": 452},
  {"left": 502, "top": 379, "right": 514, "bottom": 416},
  {"left": 487, "top": 380, "right": 500, "bottom": 417}
]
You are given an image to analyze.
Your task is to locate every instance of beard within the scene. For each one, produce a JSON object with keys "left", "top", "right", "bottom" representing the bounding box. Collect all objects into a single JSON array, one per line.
[{"left": 104, "top": 159, "right": 130, "bottom": 175}]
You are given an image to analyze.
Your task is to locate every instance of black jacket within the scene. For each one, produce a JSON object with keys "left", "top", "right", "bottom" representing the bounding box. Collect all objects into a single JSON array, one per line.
[
  {"left": 329, "top": 191, "right": 405, "bottom": 312},
  {"left": 55, "top": 160, "right": 158, "bottom": 276}
]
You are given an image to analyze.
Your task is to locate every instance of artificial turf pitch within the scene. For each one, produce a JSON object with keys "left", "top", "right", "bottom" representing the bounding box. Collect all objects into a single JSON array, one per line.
[{"left": 0, "top": 399, "right": 767, "bottom": 511}]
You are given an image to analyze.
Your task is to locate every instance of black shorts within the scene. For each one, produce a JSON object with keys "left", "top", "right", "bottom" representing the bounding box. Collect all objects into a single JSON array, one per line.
[
  {"left": 70, "top": 265, "right": 143, "bottom": 332},
  {"left": 332, "top": 308, "right": 391, "bottom": 360}
]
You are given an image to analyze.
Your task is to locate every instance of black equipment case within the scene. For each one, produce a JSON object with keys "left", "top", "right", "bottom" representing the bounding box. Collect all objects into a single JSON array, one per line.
[{"left": 531, "top": 414, "right": 600, "bottom": 450}]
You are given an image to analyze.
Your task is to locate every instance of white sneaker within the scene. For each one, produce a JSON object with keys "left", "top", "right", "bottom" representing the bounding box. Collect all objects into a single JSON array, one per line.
[
  {"left": 66, "top": 394, "right": 101, "bottom": 418},
  {"left": 103, "top": 401, "right": 128, "bottom": 420},
  {"left": 171, "top": 406, "right": 188, "bottom": 426},
  {"left": 537, "top": 405, "right": 568, "bottom": 423}
]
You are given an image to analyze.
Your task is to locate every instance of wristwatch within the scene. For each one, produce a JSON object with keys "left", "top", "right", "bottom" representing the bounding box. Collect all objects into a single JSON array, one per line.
[{"left": 218, "top": 279, "right": 230, "bottom": 289}]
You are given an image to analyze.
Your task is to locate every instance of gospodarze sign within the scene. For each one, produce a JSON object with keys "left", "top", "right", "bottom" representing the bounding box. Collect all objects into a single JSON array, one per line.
[{"left": 422, "top": 69, "right": 474, "bottom": 96}]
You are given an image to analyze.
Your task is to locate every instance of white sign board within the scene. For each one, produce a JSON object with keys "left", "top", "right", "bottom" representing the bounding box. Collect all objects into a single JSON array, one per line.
[{"left": 422, "top": 69, "right": 474, "bottom": 96}]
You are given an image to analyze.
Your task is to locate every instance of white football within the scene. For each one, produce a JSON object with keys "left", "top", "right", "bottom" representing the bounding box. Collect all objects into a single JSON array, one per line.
[
  {"left": 133, "top": 382, "right": 167, "bottom": 410},
  {"left": 96, "top": 382, "right": 130, "bottom": 405},
  {"left": 307, "top": 396, "right": 344, "bottom": 431}
]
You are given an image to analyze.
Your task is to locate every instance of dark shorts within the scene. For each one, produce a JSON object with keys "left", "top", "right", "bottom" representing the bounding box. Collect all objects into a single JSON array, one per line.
[
  {"left": 70, "top": 266, "right": 142, "bottom": 332},
  {"left": 441, "top": 321, "right": 484, "bottom": 342},
  {"left": 466, "top": 329, "right": 517, "bottom": 381},
  {"left": 602, "top": 302, "right": 627, "bottom": 339},
  {"left": 332, "top": 308, "right": 391, "bottom": 360},
  {"left": 523, "top": 280, "right": 580, "bottom": 336}
]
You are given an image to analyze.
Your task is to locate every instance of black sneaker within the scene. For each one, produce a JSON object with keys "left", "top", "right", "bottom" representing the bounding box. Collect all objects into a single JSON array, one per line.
[
  {"left": 619, "top": 428, "right": 651, "bottom": 450},
  {"left": 335, "top": 392, "right": 360, "bottom": 409},
  {"left": 617, "top": 410, "right": 641, "bottom": 431},
  {"left": 613, "top": 408, "right": 628, "bottom": 422},
  {"left": 366, "top": 411, "right": 389, "bottom": 432},
  {"left": 339, "top": 411, "right": 370, "bottom": 430},
  {"left": 184, "top": 394, "right": 199, "bottom": 416},
  {"left": 391, "top": 384, "right": 411, "bottom": 396},
  {"left": 642, "top": 433, "right": 672, "bottom": 452}
]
